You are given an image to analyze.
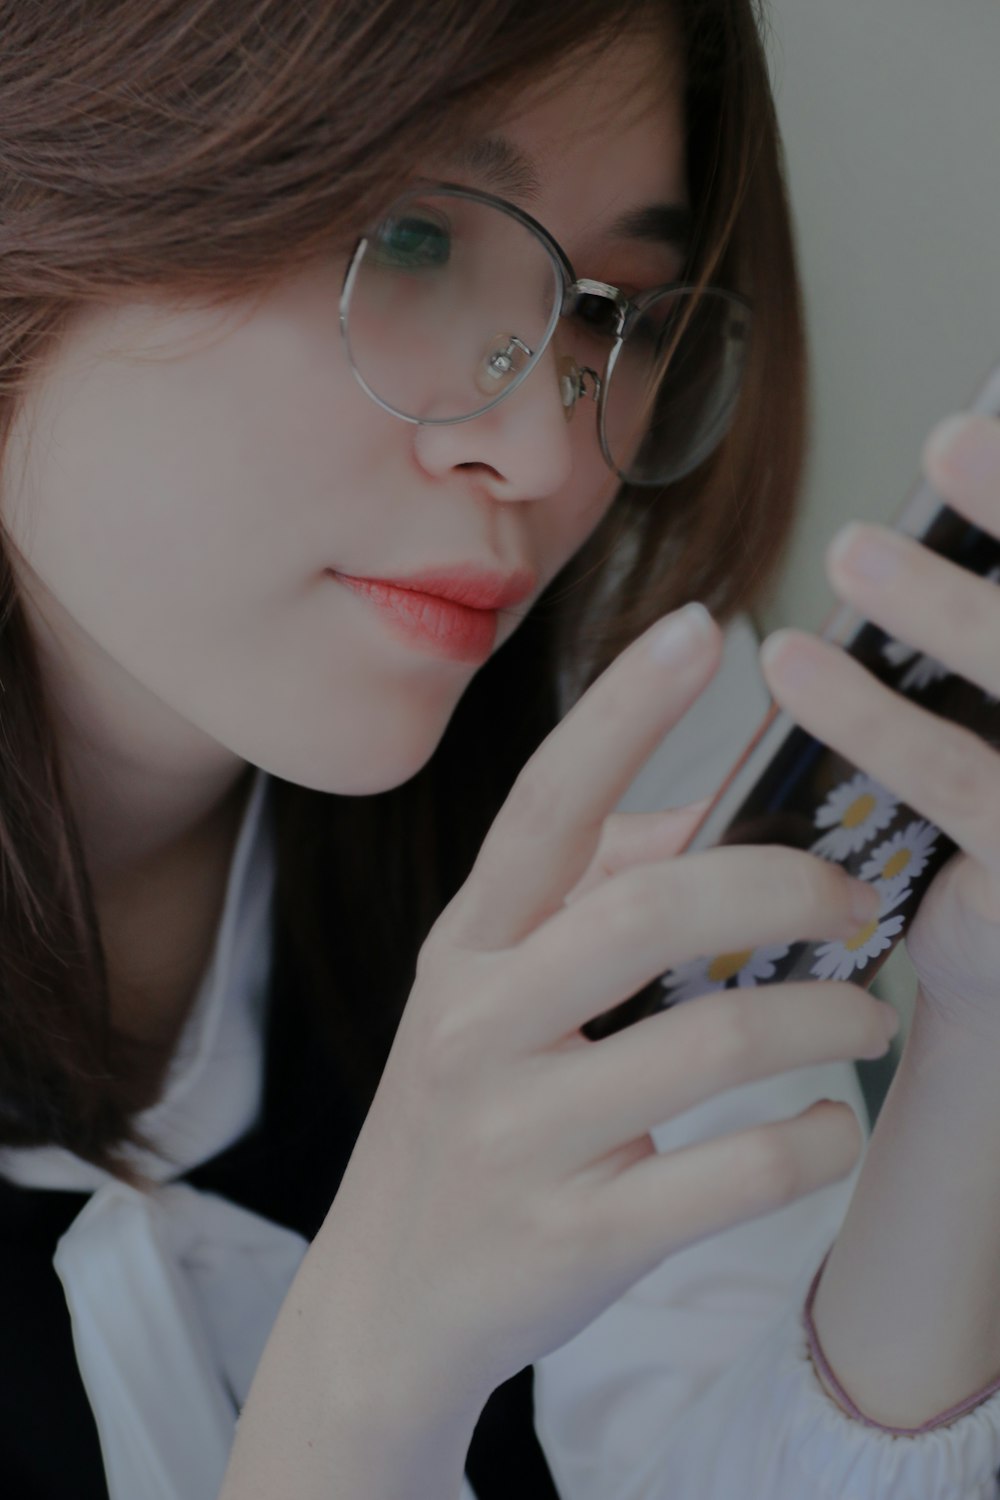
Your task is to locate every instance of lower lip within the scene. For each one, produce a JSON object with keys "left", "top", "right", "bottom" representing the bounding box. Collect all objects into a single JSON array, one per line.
[{"left": 332, "top": 574, "right": 498, "bottom": 663}]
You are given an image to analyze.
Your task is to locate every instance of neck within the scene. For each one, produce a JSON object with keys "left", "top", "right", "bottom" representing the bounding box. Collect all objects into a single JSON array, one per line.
[{"left": 95, "top": 770, "right": 255, "bottom": 1052}]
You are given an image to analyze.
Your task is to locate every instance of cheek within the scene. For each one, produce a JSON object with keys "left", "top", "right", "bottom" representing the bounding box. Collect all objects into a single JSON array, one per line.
[
  {"left": 3, "top": 295, "right": 399, "bottom": 708},
  {"left": 558, "top": 410, "right": 623, "bottom": 544},
  {"left": 23, "top": 289, "right": 398, "bottom": 600},
  {"left": 494, "top": 435, "right": 620, "bottom": 656}
]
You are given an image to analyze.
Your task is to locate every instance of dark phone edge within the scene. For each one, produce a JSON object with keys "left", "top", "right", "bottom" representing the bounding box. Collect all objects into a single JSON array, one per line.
[{"left": 582, "top": 358, "right": 1000, "bottom": 1042}]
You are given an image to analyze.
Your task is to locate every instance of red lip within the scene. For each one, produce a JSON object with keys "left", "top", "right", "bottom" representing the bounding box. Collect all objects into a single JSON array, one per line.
[
  {"left": 373, "top": 566, "right": 538, "bottom": 610},
  {"left": 330, "top": 565, "right": 537, "bottom": 663}
]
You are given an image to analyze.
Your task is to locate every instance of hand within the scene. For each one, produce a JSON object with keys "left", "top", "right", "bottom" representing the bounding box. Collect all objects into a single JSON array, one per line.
[
  {"left": 316, "top": 602, "right": 899, "bottom": 1412},
  {"left": 760, "top": 411, "right": 1000, "bottom": 1043},
  {"left": 563, "top": 797, "right": 711, "bottom": 905}
]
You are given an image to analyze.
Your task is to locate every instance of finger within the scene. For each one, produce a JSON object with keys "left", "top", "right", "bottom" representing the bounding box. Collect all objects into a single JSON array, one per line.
[
  {"left": 495, "top": 842, "right": 879, "bottom": 1052},
  {"left": 825, "top": 521, "right": 1000, "bottom": 699},
  {"left": 444, "top": 603, "right": 724, "bottom": 951},
  {"left": 760, "top": 629, "right": 1000, "bottom": 875},
  {"left": 578, "top": 1098, "right": 863, "bottom": 1277},
  {"left": 564, "top": 800, "right": 712, "bottom": 906},
  {"left": 537, "top": 979, "right": 894, "bottom": 1174},
  {"left": 922, "top": 412, "right": 1000, "bottom": 532}
]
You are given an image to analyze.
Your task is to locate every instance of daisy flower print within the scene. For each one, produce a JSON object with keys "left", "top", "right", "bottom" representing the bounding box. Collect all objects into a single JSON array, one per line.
[
  {"left": 859, "top": 819, "right": 938, "bottom": 885},
  {"left": 881, "top": 637, "right": 950, "bottom": 692},
  {"left": 810, "top": 881, "right": 908, "bottom": 983},
  {"left": 661, "top": 943, "right": 791, "bottom": 1005},
  {"left": 811, "top": 772, "right": 898, "bottom": 860}
]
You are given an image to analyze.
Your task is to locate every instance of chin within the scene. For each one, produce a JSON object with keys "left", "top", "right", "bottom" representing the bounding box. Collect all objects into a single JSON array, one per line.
[{"left": 259, "top": 716, "right": 452, "bottom": 798}]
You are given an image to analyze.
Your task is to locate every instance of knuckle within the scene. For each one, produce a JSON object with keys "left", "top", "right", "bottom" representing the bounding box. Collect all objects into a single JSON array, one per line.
[
  {"left": 419, "top": 994, "right": 489, "bottom": 1085},
  {"left": 760, "top": 847, "right": 832, "bottom": 917},
  {"left": 770, "top": 852, "right": 859, "bottom": 933},
  {"left": 817, "top": 856, "right": 856, "bottom": 904},
  {"left": 562, "top": 1183, "right": 621, "bottom": 1268},
  {"left": 931, "top": 730, "right": 989, "bottom": 825},
  {"left": 699, "top": 993, "right": 756, "bottom": 1079},
  {"left": 415, "top": 922, "right": 449, "bottom": 974},
  {"left": 466, "top": 1098, "right": 524, "bottom": 1174},
  {"left": 802, "top": 854, "right": 853, "bottom": 915},
  {"left": 503, "top": 760, "right": 566, "bottom": 839},
  {"left": 597, "top": 868, "right": 656, "bottom": 943}
]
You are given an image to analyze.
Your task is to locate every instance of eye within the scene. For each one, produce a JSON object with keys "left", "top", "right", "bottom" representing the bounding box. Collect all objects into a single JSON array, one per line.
[
  {"left": 569, "top": 291, "right": 621, "bottom": 339},
  {"left": 371, "top": 212, "right": 451, "bottom": 270}
]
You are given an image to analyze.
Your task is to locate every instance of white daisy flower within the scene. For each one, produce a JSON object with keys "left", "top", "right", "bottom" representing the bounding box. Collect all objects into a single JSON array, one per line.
[
  {"left": 809, "top": 881, "right": 907, "bottom": 983},
  {"left": 811, "top": 772, "right": 898, "bottom": 860},
  {"left": 881, "top": 637, "right": 949, "bottom": 692},
  {"left": 870, "top": 872, "right": 914, "bottom": 912},
  {"left": 661, "top": 943, "right": 791, "bottom": 1005},
  {"left": 858, "top": 819, "right": 939, "bottom": 885}
]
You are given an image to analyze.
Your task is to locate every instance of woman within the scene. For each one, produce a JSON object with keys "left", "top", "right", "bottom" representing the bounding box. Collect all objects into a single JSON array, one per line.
[{"left": 1, "top": 1, "right": 999, "bottom": 1497}]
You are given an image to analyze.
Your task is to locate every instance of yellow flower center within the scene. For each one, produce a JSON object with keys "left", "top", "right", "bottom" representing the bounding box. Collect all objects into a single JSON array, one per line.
[
  {"left": 841, "top": 793, "right": 876, "bottom": 830},
  {"left": 845, "top": 918, "right": 879, "bottom": 952},
  {"left": 882, "top": 849, "right": 911, "bottom": 879},
  {"left": 707, "top": 949, "right": 754, "bottom": 983}
]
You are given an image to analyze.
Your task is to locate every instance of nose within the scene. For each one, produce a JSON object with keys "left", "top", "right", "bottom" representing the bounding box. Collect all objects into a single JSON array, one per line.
[{"left": 411, "top": 341, "right": 575, "bottom": 501}]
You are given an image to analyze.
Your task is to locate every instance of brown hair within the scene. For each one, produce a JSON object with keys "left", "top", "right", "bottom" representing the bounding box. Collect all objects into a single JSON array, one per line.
[{"left": 0, "top": 0, "right": 806, "bottom": 1181}]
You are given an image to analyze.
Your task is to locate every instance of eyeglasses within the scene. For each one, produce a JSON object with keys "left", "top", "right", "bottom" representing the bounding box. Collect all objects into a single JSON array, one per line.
[{"left": 339, "top": 182, "right": 752, "bottom": 487}]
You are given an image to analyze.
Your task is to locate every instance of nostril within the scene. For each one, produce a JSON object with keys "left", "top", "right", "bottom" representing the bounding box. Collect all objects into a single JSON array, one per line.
[{"left": 457, "top": 461, "right": 503, "bottom": 478}]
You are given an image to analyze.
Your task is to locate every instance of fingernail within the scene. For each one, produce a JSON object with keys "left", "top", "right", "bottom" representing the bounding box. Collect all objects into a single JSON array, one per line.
[
  {"left": 759, "top": 630, "right": 814, "bottom": 692},
  {"left": 648, "top": 602, "right": 715, "bottom": 665},
  {"left": 849, "top": 878, "right": 882, "bottom": 926},
  {"left": 925, "top": 412, "right": 1000, "bottom": 484},
  {"left": 828, "top": 522, "right": 901, "bottom": 585}
]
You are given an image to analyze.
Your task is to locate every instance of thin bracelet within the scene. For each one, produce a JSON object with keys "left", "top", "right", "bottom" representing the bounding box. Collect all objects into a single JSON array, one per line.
[{"left": 803, "top": 1249, "right": 1000, "bottom": 1435}]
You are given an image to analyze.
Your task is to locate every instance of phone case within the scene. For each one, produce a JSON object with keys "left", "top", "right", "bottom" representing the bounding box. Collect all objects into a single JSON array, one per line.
[{"left": 584, "top": 358, "right": 1000, "bottom": 1042}]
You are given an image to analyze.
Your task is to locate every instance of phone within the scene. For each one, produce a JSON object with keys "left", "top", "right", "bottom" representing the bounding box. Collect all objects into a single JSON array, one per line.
[{"left": 583, "top": 357, "right": 1000, "bottom": 1042}]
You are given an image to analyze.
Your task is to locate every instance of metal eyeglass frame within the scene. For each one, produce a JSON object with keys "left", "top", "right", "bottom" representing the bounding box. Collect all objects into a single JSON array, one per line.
[{"left": 338, "top": 180, "right": 752, "bottom": 486}]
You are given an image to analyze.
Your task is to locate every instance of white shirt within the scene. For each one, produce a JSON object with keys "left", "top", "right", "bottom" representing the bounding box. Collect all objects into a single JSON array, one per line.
[{"left": 3, "top": 618, "right": 1000, "bottom": 1499}]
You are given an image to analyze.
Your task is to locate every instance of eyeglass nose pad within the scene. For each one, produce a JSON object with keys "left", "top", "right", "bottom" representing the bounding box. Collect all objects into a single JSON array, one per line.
[
  {"left": 557, "top": 357, "right": 603, "bottom": 422},
  {"left": 557, "top": 356, "right": 582, "bottom": 423},
  {"left": 476, "top": 333, "right": 534, "bottom": 400}
]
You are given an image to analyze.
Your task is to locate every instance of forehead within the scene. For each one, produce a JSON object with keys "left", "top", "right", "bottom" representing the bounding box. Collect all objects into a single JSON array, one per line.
[{"left": 446, "top": 27, "right": 687, "bottom": 243}]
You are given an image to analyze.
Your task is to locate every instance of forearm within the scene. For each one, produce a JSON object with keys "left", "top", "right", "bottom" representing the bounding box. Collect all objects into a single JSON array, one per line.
[
  {"left": 809, "top": 989, "right": 1000, "bottom": 1429},
  {"left": 218, "top": 1220, "right": 484, "bottom": 1500}
]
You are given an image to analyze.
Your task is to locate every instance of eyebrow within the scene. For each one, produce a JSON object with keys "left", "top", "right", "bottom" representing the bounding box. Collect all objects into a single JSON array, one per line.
[{"left": 447, "top": 133, "right": 693, "bottom": 258}]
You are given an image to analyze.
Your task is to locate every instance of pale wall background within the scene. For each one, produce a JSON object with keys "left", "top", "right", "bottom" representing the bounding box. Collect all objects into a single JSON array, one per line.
[
  {"left": 761, "top": 0, "right": 1000, "bottom": 638},
  {"left": 752, "top": 0, "right": 1000, "bottom": 1035}
]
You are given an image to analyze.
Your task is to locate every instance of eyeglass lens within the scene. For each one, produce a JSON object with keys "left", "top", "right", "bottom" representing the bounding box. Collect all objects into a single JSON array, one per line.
[
  {"left": 600, "top": 288, "right": 751, "bottom": 484},
  {"left": 343, "top": 190, "right": 750, "bottom": 486}
]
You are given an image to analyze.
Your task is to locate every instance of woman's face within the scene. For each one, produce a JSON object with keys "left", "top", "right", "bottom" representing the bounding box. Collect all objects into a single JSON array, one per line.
[{"left": 2, "top": 30, "right": 687, "bottom": 809}]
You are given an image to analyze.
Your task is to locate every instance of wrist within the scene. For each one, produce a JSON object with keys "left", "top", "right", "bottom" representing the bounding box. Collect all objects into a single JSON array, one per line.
[
  {"left": 906, "top": 981, "right": 1000, "bottom": 1087},
  {"left": 222, "top": 1229, "right": 485, "bottom": 1500},
  {"left": 309, "top": 1213, "right": 492, "bottom": 1436}
]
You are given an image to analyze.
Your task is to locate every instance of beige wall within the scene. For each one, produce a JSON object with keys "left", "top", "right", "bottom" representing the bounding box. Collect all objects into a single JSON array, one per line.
[
  {"left": 760, "top": 0, "right": 1000, "bottom": 636},
  {"left": 755, "top": 0, "right": 1000, "bottom": 1028}
]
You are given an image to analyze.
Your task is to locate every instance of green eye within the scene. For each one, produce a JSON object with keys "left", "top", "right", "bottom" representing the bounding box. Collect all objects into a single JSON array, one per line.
[{"left": 371, "top": 214, "right": 451, "bottom": 269}]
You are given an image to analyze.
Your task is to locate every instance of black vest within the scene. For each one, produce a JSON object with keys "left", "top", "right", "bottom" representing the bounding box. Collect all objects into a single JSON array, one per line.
[{"left": 0, "top": 927, "right": 560, "bottom": 1499}]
